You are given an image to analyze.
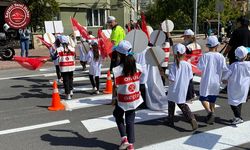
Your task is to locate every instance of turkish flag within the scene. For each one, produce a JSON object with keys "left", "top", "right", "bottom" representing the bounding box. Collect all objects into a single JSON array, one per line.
[
  {"left": 97, "top": 28, "right": 113, "bottom": 59},
  {"left": 14, "top": 56, "right": 49, "bottom": 70},
  {"left": 70, "top": 17, "right": 90, "bottom": 39},
  {"left": 141, "top": 12, "right": 150, "bottom": 40},
  {"left": 37, "top": 36, "right": 53, "bottom": 50}
]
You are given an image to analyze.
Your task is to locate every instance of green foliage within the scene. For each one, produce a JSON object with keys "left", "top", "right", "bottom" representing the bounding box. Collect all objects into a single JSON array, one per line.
[
  {"left": 20, "top": 0, "right": 59, "bottom": 32},
  {"left": 145, "top": 0, "right": 242, "bottom": 31}
]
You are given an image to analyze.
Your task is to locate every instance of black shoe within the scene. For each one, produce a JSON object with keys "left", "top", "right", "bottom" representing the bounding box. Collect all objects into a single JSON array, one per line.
[
  {"left": 206, "top": 112, "right": 215, "bottom": 124},
  {"left": 191, "top": 119, "right": 198, "bottom": 130},
  {"left": 165, "top": 118, "right": 174, "bottom": 127}
]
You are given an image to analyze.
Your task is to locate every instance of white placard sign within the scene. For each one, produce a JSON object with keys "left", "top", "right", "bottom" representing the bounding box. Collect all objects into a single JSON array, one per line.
[
  {"left": 45, "top": 21, "right": 64, "bottom": 34},
  {"left": 161, "top": 20, "right": 174, "bottom": 32},
  {"left": 145, "top": 46, "right": 165, "bottom": 66},
  {"left": 125, "top": 30, "right": 148, "bottom": 53},
  {"left": 67, "top": 36, "right": 76, "bottom": 48},
  {"left": 150, "top": 30, "right": 166, "bottom": 46},
  {"left": 43, "top": 33, "right": 55, "bottom": 44}
]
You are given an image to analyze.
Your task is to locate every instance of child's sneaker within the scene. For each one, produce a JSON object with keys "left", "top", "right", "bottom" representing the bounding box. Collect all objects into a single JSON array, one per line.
[
  {"left": 95, "top": 90, "right": 100, "bottom": 94},
  {"left": 231, "top": 117, "right": 243, "bottom": 125},
  {"left": 127, "top": 144, "right": 134, "bottom": 150},
  {"left": 70, "top": 90, "right": 73, "bottom": 96},
  {"left": 66, "top": 94, "right": 71, "bottom": 100},
  {"left": 119, "top": 137, "right": 129, "bottom": 150},
  {"left": 206, "top": 112, "right": 215, "bottom": 124},
  {"left": 92, "top": 87, "right": 97, "bottom": 92},
  {"left": 191, "top": 119, "right": 198, "bottom": 130}
]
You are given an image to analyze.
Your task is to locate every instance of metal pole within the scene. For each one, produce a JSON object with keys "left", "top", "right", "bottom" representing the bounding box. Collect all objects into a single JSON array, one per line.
[
  {"left": 218, "top": 12, "right": 220, "bottom": 38},
  {"left": 193, "top": 0, "right": 198, "bottom": 36}
]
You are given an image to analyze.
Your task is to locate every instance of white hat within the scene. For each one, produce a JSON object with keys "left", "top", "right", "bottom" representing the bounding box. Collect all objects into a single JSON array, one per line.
[
  {"left": 173, "top": 43, "right": 186, "bottom": 54},
  {"left": 206, "top": 36, "right": 220, "bottom": 48},
  {"left": 114, "top": 40, "right": 133, "bottom": 55},
  {"left": 235, "top": 46, "right": 248, "bottom": 59},
  {"left": 90, "top": 39, "right": 98, "bottom": 46},
  {"left": 107, "top": 16, "right": 116, "bottom": 23},
  {"left": 183, "top": 29, "right": 194, "bottom": 36},
  {"left": 59, "top": 35, "right": 69, "bottom": 44}
]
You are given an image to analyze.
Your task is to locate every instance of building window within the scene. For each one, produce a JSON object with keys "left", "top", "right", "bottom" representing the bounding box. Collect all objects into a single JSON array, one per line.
[{"left": 87, "top": 9, "right": 107, "bottom": 27}]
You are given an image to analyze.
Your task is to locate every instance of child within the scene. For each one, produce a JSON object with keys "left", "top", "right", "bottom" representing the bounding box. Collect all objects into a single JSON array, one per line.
[
  {"left": 77, "top": 37, "right": 88, "bottom": 71},
  {"left": 197, "top": 36, "right": 229, "bottom": 124},
  {"left": 49, "top": 36, "right": 61, "bottom": 83},
  {"left": 223, "top": 46, "right": 250, "bottom": 125},
  {"left": 57, "top": 35, "right": 76, "bottom": 100},
  {"left": 87, "top": 40, "right": 102, "bottom": 94},
  {"left": 182, "top": 29, "right": 201, "bottom": 102},
  {"left": 112, "top": 40, "right": 143, "bottom": 150},
  {"left": 166, "top": 43, "right": 198, "bottom": 130}
]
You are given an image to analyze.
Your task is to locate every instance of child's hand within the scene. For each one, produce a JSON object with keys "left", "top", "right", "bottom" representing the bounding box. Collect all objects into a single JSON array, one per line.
[{"left": 222, "top": 80, "right": 228, "bottom": 84}]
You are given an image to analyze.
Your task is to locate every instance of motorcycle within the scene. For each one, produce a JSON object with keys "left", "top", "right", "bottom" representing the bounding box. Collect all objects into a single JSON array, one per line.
[{"left": 0, "top": 33, "right": 15, "bottom": 60}]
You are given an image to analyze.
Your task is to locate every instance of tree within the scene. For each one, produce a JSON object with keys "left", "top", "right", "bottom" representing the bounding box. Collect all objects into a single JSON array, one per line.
[
  {"left": 19, "top": 0, "right": 59, "bottom": 32},
  {"left": 145, "top": 0, "right": 242, "bottom": 31}
]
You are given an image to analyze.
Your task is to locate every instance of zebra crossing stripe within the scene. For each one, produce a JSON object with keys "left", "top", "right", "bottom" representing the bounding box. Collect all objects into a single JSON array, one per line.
[
  {"left": 81, "top": 101, "right": 219, "bottom": 133},
  {"left": 138, "top": 120, "right": 250, "bottom": 150},
  {"left": 62, "top": 94, "right": 112, "bottom": 111}
]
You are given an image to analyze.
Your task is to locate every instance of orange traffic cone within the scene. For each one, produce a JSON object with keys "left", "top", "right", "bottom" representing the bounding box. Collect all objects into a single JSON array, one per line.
[
  {"left": 103, "top": 71, "right": 113, "bottom": 94},
  {"left": 48, "top": 80, "right": 65, "bottom": 111}
]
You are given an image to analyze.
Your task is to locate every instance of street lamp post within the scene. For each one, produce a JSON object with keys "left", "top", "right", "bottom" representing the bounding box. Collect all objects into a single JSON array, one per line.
[{"left": 193, "top": 0, "right": 198, "bottom": 36}]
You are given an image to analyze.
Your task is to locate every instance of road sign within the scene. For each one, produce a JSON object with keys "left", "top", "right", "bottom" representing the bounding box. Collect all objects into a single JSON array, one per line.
[{"left": 215, "top": 0, "right": 224, "bottom": 12}]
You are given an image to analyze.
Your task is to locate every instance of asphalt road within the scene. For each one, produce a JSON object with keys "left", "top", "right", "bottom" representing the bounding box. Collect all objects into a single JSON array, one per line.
[{"left": 0, "top": 63, "right": 250, "bottom": 150}]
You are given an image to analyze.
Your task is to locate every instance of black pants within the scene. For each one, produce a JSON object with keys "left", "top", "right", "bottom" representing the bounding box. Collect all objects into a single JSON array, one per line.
[
  {"left": 186, "top": 79, "right": 195, "bottom": 101},
  {"left": 55, "top": 65, "right": 61, "bottom": 80},
  {"left": 230, "top": 104, "right": 242, "bottom": 119},
  {"left": 113, "top": 105, "right": 135, "bottom": 143},
  {"left": 89, "top": 75, "right": 100, "bottom": 90},
  {"left": 80, "top": 61, "right": 87, "bottom": 71},
  {"left": 61, "top": 71, "right": 73, "bottom": 94},
  {"left": 138, "top": 84, "right": 147, "bottom": 108},
  {"left": 161, "top": 67, "right": 167, "bottom": 86},
  {"left": 168, "top": 101, "right": 195, "bottom": 122}
]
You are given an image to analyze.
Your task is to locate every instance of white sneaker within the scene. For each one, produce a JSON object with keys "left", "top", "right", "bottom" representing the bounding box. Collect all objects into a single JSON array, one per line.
[
  {"left": 66, "top": 94, "right": 71, "bottom": 100},
  {"left": 95, "top": 90, "right": 100, "bottom": 94},
  {"left": 92, "top": 87, "right": 97, "bottom": 92},
  {"left": 231, "top": 118, "right": 243, "bottom": 125},
  {"left": 70, "top": 90, "right": 73, "bottom": 96}
]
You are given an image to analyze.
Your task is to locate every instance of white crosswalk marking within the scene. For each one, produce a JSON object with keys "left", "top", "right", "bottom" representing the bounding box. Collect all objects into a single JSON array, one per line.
[
  {"left": 81, "top": 101, "right": 220, "bottom": 133},
  {"left": 138, "top": 121, "right": 250, "bottom": 150}
]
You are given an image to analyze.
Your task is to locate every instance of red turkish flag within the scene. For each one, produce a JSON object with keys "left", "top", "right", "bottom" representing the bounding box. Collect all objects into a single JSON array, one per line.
[
  {"left": 70, "top": 17, "right": 90, "bottom": 39},
  {"left": 14, "top": 56, "right": 49, "bottom": 70},
  {"left": 97, "top": 28, "right": 113, "bottom": 59},
  {"left": 37, "top": 36, "right": 52, "bottom": 50}
]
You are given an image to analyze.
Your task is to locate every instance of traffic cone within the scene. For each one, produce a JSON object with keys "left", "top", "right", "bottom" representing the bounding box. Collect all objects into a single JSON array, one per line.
[
  {"left": 103, "top": 71, "right": 113, "bottom": 94},
  {"left": 48, "top": 80, "right": 65, "bottom": 111}
]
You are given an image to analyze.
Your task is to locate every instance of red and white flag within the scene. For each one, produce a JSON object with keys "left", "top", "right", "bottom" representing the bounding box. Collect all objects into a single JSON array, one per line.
[
  {"left": 141, "top": 12, "right": 150, "bottom": 40},
  {"left": 97, "top": 28, "right": 113, "bottom": 59},
  {"left": 70, "top": 17, "right": 90, "bottom": 39}
]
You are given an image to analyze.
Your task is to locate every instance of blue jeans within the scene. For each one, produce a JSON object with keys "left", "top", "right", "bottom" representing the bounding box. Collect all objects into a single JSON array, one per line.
[{"left": 20, "top": 39, "right": 29, "bottom": 57}]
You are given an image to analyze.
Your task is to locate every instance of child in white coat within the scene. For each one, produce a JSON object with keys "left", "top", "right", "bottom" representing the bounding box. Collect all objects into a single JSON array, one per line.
[
  {"left": 223, "top": 46, "right": 250, "bottom": 125},
  {"left": 197, "top": 36, "right": 229, "bottom": 124},
  {"left": 87, "top": 40, "right": 102, "bottom": 94},
  {"left": 166, "top": 43, "right": 198, "bottom": 130}
]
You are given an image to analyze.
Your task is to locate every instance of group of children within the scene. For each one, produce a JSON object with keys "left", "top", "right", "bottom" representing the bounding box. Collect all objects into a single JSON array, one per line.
[
  {"left": 111, "top": 33, "right": 249, "bottom": 150},
  {"left": 49, "top": 34, "right": 102, "bottom": 100},
  {"left": 48, "top": 28, "right": 249, "bottom": 150}
]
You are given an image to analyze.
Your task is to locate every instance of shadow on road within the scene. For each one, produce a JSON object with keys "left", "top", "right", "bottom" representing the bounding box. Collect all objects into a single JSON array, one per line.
[{"left": 41, "top": 129, "right": 118, "bottom": 149}]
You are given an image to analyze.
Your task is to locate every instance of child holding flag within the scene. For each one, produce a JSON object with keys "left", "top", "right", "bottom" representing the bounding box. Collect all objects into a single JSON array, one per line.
[
  {"left": 166, "top": 43, "right": 198, "bottom": 130},
  {"left": 197, "top": 36, "right": 229, "bottom": 124}
]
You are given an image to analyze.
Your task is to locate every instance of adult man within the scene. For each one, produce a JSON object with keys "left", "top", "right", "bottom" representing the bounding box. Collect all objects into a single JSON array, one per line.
[
  {"left": 107, "top": 16, "right": 126, "bottom": 71},
  {"left": 19, "top": 27, "right": 31, "bottom": 57},
  {"left": 224, "top": 17, "right": 250, "bottom": 64}
]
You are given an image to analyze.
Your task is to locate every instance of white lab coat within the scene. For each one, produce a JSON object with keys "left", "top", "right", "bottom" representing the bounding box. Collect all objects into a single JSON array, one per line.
[
  {"left": 224, "top": 61, "right": 250, "bottom": 106},
  {"left": 77, "top": 43, "right": 88, "bottom": 62},
  {"left": 197, "top": 52, "right": 228, "bottom": 96},
  {"left": 168, "top": 61, "right": 193, "bottom": 104},
  {"left": 87, "top": 50, "right": 102, "bottom": 77},
  {"left": 135, "top": 49, "right": 148, "bottom": 84}
]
